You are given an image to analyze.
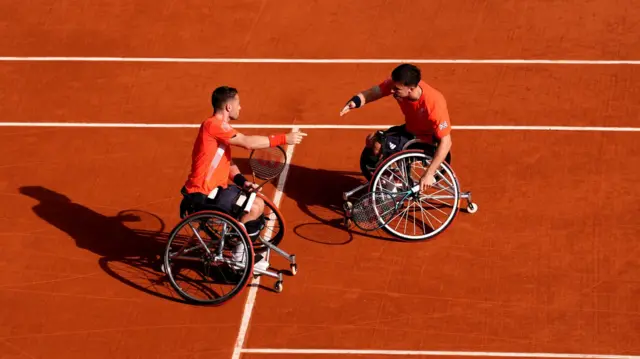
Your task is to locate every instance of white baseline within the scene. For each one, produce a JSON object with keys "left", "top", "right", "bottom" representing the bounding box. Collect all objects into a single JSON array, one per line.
[
  {"left": 0, "top": 56, "right": 640, "bottom": 65},
  {"left": 0, "top": 122, "right": 639, "bottom": 132},
  {"left": 240, "top": 348, "right": 640, "bottom": 358}
]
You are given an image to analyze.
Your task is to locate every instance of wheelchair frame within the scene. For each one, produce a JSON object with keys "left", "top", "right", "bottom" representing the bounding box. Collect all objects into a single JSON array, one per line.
[
  {"left": 162, "top": 185, "right": 297, "bottom": 305},
  {"left": 342, "top": 139, "right": 478, "bottom": 240}
]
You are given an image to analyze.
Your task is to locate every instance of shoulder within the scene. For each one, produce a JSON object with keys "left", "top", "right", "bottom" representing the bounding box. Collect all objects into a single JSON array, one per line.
[
  {"left": 377, "top": 77, "right": 394, "bottom": 94},
  {"left": 378, "top": 77, "right": 393, "bottom": 89},
  {"left": 203, "top": 117, "right": 237, "bottom": 136},
  {"left": 420, "top": 81, "right": 446, "bottom": 105}
]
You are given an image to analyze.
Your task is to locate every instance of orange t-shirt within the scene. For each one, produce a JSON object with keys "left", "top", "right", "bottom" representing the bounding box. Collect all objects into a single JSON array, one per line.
[
  {"left": 378, "top": 79, "right": 451, "bottom": 144},
  {"left": 184, "top": 116, "right": 238, "bottom": 195}
]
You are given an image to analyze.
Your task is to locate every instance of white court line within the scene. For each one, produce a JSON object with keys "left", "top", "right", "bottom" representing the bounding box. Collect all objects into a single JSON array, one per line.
[
  {"left": 0, "top": 122, "right": 639, "bottom": 132},
  {"left": 231, "top": 128, "right": 298, "bottom": 359},
  {"left": 1, "top": 56, "right": 640, "bottom": 65},
  {"left": 240, "top": 348, "right": 640, "bottom": 358}
]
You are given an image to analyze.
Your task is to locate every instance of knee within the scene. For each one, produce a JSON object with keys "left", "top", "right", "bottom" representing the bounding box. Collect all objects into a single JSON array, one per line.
[
  {"left": 250, "top": 197, "right": 264, "bottom": 215},
  {"left": 365, "top": 133, "right": 382, "bottom": 156}
]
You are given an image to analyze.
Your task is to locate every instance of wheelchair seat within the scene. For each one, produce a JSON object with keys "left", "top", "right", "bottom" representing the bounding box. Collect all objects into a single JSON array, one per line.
[{"left": 178, "top": 185, "right": 256, "bottom": 220}]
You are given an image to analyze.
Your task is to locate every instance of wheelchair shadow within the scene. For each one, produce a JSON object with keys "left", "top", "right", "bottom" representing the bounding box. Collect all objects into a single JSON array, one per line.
[
  {"left": 232, "top": 159, "right": 400, "bottom": 244},
  {"left": 19, "top": 186, "right": 281, "bottom": 303},
  {"left": 18, "top": 185, "right": 193, "bottom": 304}
]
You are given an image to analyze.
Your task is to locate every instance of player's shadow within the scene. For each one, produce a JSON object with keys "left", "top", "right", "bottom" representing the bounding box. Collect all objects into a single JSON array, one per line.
[
  {"left": 232, "top": 159, "right": 396, "bottom": 245},
  {"left": 18, "top": 186, "right": 189, "bottom": 304}
]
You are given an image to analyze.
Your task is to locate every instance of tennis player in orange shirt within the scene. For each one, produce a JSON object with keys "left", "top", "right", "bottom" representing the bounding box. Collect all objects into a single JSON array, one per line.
[
  {"left": 181, "top": 86, "right": 306, "bottom": 268},
  {"left": 340, "top": 63, "right": 453, "bottom": 192}
]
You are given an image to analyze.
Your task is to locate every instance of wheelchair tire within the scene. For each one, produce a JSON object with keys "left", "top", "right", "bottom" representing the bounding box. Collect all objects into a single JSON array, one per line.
[
  {"left": 163, "top": 210, "right": 254, "bottom": 305},
  {"left": 368, "top": 150, "right": 461, "bottom": 241}
]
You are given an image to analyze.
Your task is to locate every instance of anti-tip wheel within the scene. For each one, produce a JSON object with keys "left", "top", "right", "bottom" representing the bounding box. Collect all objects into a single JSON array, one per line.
[
  {"left": 467, "top": 202, "right": 478, "bottom": 214},
  {"left": 290, "top": 263, "right": 298, "bottom": 276},
  {"left": 274, "top": 281, "right": 283, "bottom": 293}
]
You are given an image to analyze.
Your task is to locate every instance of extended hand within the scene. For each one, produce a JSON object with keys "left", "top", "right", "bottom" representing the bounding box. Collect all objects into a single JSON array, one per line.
[
  {"left": 340, "top": 101, "right": 356, "bottom": 116},
  {"left": 286, "top": 129, "right": 308, "bottom": 145}
]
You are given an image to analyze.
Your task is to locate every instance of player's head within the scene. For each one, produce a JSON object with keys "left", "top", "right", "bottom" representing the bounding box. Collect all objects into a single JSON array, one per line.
[
  {"left": 211, "top": 86, "right": 241, "bottom": 120},
  {"left": 390, "top": 63, "right": 421, "bottom": 99}
]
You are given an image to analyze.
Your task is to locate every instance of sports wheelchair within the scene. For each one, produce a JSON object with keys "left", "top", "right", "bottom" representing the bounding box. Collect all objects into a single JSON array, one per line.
[
  {"left": 161, "top": 148, "right": 297, "bottom": 305},
  {"left": 342, "top": 130, "right": 478, "bottom": 241}
]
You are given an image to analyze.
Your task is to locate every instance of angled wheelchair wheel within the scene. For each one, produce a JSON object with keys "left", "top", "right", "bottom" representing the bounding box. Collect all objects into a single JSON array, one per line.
[
  {"left": 368, "top": 150, "right": 461, "bottom": 241},
  {"left": 163, "top": 210, "right": 254, "bottom": 305},
  {"left": 251, "top": 192, "right": 286, "bottom": 253}
]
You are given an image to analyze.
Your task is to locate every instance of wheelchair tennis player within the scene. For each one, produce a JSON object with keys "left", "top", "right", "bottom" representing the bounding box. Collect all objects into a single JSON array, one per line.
[
  {"left": 181, "top": 86, "right": 306, "bottom": 269},
  {"left": 340, "top": 63, "right": 453, "bottom": 193}
]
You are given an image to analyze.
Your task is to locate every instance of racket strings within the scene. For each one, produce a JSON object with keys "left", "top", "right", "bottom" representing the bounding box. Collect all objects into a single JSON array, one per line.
[
  {"left": 249, "top": 147, "right": 286, "bottom": 180},
  {"left": 351, "top": 191, "right": 397, "bottom": 231}
]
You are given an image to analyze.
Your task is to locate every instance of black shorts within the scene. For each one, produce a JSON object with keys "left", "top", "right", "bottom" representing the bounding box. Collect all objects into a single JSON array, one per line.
[
  {"left": 359, "top": 124, "right": 451, "bottom": 180},
  {"left": 179, "top": 185, "right": 243, "bottom": 218}
]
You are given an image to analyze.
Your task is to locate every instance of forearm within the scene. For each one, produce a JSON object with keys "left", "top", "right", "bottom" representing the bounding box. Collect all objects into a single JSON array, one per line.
[
  {"left": 357, "top": 86, "right": 383, "bottom": 105},
  {"left": 241, "top": 135, "right": 271, "bottom": 149},
  {"left": 427, "top": 138, "right": 452, "bottom": 175},
  {"left": 228, "top": 163, "right": 241, "bottom": 180},
  {"left": 229, "top": 163, "right": 249, "bottom": 187},
  {"left": 229, "top": 132, "right": 289, "bottom": 150}
]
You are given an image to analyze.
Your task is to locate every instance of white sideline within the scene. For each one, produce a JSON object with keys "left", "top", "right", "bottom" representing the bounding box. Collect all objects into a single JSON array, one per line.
[
  {"left": 240, "top": 348, "right": 640, "bottom": 358},
  {"left": 0, "top": 122, "right": 639, "bottom": 132},
  {"left": 1, "top": 56, "right": 640, "bottom": 65},
  {"left": 231, "top": 127, "right": 299, "bottom": 359}
]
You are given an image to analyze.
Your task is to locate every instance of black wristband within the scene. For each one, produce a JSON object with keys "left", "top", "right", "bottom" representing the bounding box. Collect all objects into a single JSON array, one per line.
[
  {"left": 233, "top": 173, "right": 248, "bottom": 187},
  {"left": 349, "top": 95, "right": 362, "bottom": 108}
]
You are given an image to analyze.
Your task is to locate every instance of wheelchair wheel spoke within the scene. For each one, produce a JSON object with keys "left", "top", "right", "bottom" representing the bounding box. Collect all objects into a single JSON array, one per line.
[
  {"left": 164, "top": 212, "right": 254, "bottom": 305},
  {"left": 414, "top": 198, "right": 432, "bottom": 234},
  {"left": 370, "top": 150, "right": 462, "bottom": 241}
]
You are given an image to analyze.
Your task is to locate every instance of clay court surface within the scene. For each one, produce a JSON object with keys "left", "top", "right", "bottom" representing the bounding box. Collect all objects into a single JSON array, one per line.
[{"left": 1, "top": 1, "right": 640, "bottom": 358}]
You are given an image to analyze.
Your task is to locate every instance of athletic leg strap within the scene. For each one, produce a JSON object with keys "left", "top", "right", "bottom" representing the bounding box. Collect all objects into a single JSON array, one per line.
[{"left": 244, "top": 214, "right": 266, "bottom": 237}]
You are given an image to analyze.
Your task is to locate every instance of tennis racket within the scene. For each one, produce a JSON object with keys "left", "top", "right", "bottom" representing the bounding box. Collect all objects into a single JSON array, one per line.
[
  {"left": 246, "top": 146, "right": 287, "bottom": 193},
  {"left": 350, "top": 190, "right": 399, "bottom": 231},
  {"left": 350, "top": 184, "right": 423, "bottom": 231}
]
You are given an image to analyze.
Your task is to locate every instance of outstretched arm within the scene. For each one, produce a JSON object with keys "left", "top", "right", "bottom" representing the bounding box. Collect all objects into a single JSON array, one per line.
[
  {"left": 228, "top": 130, "right": 307, "bottom": 150},
  {"left": 339, "top": 84, "right": 386, "bottom": 116}
]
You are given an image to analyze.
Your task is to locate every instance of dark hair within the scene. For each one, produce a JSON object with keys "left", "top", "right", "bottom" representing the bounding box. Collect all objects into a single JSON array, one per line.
[
  {"left": 211, "top": 86, "right": 238, "bottom": 111},
  {"left": 391, "top": 64, "right": 421, "bottom": 86}
]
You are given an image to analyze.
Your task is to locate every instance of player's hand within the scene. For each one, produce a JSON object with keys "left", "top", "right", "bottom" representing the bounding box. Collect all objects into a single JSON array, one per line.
[
  {"left": 340, "top": 101, "right": 356, "bottom": 116},
  {"left": 419, "top": 173, "right": 436, "bottom": 192},
  {"left": 244, "top": 181, "right": 261, "bottom": 192},
  {"left": 286, "top": 129, "right": 307, "bottom": 145}
]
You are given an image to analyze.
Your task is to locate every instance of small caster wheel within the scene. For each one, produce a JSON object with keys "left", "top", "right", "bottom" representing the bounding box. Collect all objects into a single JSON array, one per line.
[
  {"left": 274, "top": 281, "right": 283, "bottom": 293},
  {"left": 467, "top": 202, "right": 478, "bottom": 214},
  {"left": 343, "top": 202, "right": 352, "bottom": 215},
  {"left": 290, "top": 263, "right": 298, "bottom": 276}
]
